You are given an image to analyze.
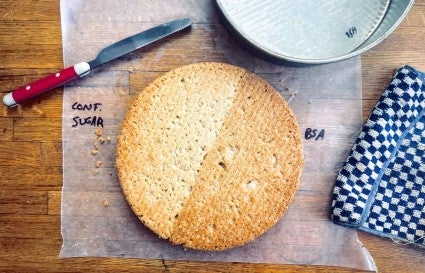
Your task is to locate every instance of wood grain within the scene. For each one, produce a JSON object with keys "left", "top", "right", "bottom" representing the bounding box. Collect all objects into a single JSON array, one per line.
[{"left": 0, "top": 1, "right": 424, "bottom": 272}]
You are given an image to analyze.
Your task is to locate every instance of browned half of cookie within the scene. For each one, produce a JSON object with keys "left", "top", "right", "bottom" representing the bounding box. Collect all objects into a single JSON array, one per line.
[{"left": 116, "top": 62, "right": 304, "bottom": 251}]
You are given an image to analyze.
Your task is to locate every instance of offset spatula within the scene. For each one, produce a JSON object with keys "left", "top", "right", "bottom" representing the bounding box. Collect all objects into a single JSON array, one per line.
[{"left": 3, "top": 18, "right": 192, "bottom": 107}]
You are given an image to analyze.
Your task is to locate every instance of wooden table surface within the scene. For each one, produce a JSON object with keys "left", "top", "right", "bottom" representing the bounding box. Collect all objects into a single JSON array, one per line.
[{"left": 1, "top": 1, "right": 424, "bottom": 272}]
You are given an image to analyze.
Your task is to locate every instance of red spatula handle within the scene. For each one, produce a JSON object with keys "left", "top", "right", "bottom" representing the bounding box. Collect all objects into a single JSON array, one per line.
[{"left": 3, "top": 62, "right": 90, "bottom": 107}]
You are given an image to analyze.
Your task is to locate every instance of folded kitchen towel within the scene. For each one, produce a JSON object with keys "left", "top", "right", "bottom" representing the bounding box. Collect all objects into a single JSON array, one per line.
[{"left": 331, "top": 65, "right": 425, "bottom": 247}]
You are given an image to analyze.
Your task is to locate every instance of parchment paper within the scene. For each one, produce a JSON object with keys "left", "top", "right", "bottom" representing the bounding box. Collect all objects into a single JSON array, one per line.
[{"left": 60, "top": 0, "right": 376, "bottom": 270}]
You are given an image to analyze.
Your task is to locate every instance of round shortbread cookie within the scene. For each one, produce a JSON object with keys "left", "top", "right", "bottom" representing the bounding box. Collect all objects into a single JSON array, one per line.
[{"left": 116, "top": 62, "right": 304, "bottom": 251}]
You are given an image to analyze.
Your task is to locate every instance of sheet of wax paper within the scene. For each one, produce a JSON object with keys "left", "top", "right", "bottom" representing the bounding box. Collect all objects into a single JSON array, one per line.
[{"left": 60, "top": 0, "right": 376, "bottom": 270}]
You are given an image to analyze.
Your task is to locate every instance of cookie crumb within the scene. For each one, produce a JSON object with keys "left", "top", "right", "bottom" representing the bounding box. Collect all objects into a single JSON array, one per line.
[
  {"left": 95, "top": 128, "right": 103, "bottom": 137},
  {"left": 91, "top": 149, "right": 98, "bottom": 155},
  {"left": 99, "top": 136, "right": 106, "bottom": 144},
  {"left": 103, "top": 200, "right": 109, "bottom": 207},
  {"left": 93, "top": 169, "right": 99, "bottom": 174},
  {"left": 95, "top": 160, "right": 103, "bottom": 168}
]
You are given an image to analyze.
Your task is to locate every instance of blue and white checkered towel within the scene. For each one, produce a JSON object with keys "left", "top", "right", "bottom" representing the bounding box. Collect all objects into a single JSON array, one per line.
[{"left": 331, "top": 65, "right": 425, "bottom": 248}]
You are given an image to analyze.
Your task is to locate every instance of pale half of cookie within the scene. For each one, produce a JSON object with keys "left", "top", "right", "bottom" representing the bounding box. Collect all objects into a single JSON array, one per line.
[{"left": 116, "top": 62, "right": 304, "bottom": 251}]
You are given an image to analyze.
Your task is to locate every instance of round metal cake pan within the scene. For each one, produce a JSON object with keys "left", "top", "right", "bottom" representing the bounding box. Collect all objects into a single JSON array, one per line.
[{"left": 215, "top": 0, "right": 415, "bottom": 65}]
